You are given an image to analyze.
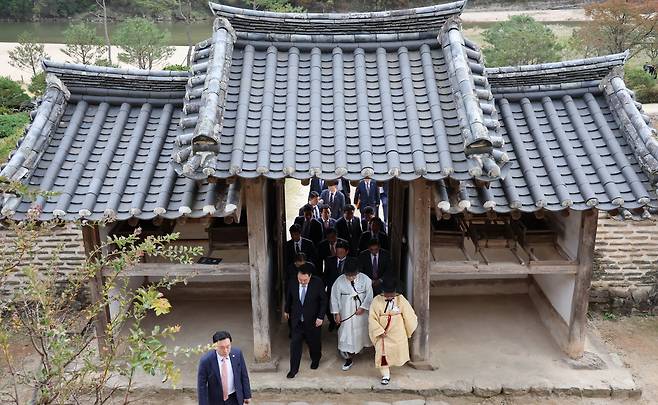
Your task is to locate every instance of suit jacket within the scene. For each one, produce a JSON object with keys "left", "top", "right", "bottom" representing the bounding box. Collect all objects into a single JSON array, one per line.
[
  {"left": 294, "top": 216, "right": 323, "bottom": 246},
  {"left": 339, "top": 179, "right": 351, "bottom": 204},
  {"left": 357, "top": 248, "right": 392, "bottom": 282},
  {"left": 358, "top": 230, "right": 390, "bottom": 252},
  {"left": 320, "top": 189, "right": 346, "bottom": 220},
  {"left": 323, "top": 255, "right": 359, "bottom": 292},
  {"left": 318, "top": 217, "right": 337, "bottom": 239},
  {"left": 197, "top": 348, "right": 251, "bottom": 405},
  {"left": 285, "top": 275, "right": 327, "bottom": 325},
  {"left": 335, "top": 216, "right": 362, "bottom": 256},
  {"left": 298, "top": 204, "right": 321, "bottom": 219},
  {"left": 309, "top": 178, "right": 328, "bottom": 198},
  {"left": 316, "top": 237, "right": 348, "bottom": 274},
  {"left": 354, "top": 180, "right": 380, "bottom": 211},
  {"left": 285, "top": 237, "right": 317, "bottom": 267}
]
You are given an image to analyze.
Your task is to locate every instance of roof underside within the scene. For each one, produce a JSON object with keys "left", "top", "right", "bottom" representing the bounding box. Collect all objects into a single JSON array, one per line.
[{"left": 1, "top": 3, "right": 658, "bottom": 222}]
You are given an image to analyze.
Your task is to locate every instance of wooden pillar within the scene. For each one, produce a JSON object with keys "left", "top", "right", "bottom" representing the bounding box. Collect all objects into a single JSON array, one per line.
[
  {"left": 407, "top": 179, "right": 433, "bottom": 369},
  {"left": 245, "top": 177, "right": 278, "bottom": 370},
  {"left": 387, "top": 179, "right": 405, "bottom": 279},
  {"left": 81, "top": 224, "right": 110, "bottom": 354},
  {"left": 566, "top": 208, "right": 598, "bottom": 359}
]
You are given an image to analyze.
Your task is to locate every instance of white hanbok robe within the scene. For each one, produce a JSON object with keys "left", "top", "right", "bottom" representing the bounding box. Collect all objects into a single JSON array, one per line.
[{"left": 330, "top": 273, "right": 374, "bottom": 354}]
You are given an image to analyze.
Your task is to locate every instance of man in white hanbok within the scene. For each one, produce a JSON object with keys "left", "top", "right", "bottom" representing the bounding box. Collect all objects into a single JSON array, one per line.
[{"left": 330, "top": 266, "right": 373, "bottom": 371}]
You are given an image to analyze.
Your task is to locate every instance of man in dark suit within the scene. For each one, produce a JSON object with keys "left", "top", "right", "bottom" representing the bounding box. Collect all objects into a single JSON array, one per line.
[
  {"left": 285, "top": 224, "right": 317, "bottom": 267},
  {"left": 320, "top": 181, "right": 345, "bottom": 220},
  {"left": 335, "top": 204, "right": 362, "bottom": 257},
  {"left": 298, "top": 191, "right": 321, "bottom": 219},
  {"left": 198, "top": 331, "right": 251, "bottom": 405},
  {"left": 294, "top": 204, "right": 324, "bottom": 246},
  {"left": 284, "top": 267, "right": 327, "bottom": 378},
  {"left": 322, "top": 240, "right": 359, "bottom": 331},
  {"left": 338, "top": 178, "right": 352, "bottom": 204},
  {"left": 358, "top": 217, "right": 390, "bottom": 253},
  {"left": 318, "top": 204, "right": 337, "bottom": 239},
  {"left": 309, "top": 178, "right": 328, "bottom": 199},
  {"left": 358, "top": 239, "right": 392, "bottom": 295},
  {"left": 285, "top": 252, "right": 319, "bottom": 290},
  {"left": 360, "top": 206, "right": 375, "bottom": 233},
  {"left": 316, "top": 228, "right": 348, "bottom": 274},
  {"left": 354, "top": 178, "right": 380, "bottom": 218}
]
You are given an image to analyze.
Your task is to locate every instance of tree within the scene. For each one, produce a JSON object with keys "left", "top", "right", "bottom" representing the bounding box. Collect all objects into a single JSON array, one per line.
[
  {"left": 0, "top": 181, "right": 205, "bottom": 404},
  {"left": 8, "top": 32, "right": 49, "bottom": 78},
  {"left": 0, "top": 77, "right": 30, "bottom": 111},
  {"left": 61, "top": 23, "right": 103, "bottom": 65},
  {"left": 252, "top": 0, "right": 305, "bottom": 12},
  {"left": 28, "top": 71, "right": 46, "bottom": 97},
  {"left": 571, "top": 0, "right": 658, "bottom": 59},
  {"left": 96, "top": 0, "right": 113, "bottom": 65},
  {"left": 114, "top": 18, "right": 175, "bottom": 70},
  {"left": 482, "top": 15, "right": 563, "bottom": 67}
]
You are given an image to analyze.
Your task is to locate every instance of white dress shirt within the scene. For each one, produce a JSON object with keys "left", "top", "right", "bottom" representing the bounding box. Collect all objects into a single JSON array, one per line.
[{"left": 216, "top": 352, "right": 235, "bottom": 395}]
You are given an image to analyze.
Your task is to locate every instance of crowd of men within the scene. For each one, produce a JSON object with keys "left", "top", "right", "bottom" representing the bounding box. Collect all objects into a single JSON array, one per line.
[{"left": 283, "top": 178, "right": 417, "bottom": 386}]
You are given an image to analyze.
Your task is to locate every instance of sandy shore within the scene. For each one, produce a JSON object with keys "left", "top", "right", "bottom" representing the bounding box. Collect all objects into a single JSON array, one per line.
[
  {"left": 0, "top": 8, "right": 589, "bottom": 82},
  {"left": 0, "top": 43, "right": 191, "bottom": 82}
]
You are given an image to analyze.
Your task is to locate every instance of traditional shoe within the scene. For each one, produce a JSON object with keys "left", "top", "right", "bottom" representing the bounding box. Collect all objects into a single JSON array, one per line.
[
  {"left": 286, "top": 371, "right": 296, "bottom": 379},
  {"left": 310, "top": 361, "right": 319, "bottom": 369},
  {"left": 381, "top": 377, "right": 390, "bottom": 385},
  {"left": 341, "top": 358, "right": 353, "bottom": 371}
]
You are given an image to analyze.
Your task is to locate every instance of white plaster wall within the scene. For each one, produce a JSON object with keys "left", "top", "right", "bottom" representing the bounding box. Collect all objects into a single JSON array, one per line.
[
  {"left": 553, "top": 211, "right": 582, "bottom": 260},
  {"left": 533, "top": 273, "right": 575, "bottom": 324}
]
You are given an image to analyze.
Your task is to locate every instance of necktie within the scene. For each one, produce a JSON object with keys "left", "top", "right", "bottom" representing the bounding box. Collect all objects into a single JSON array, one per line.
[
  {"left": 221, "top": 357, "right": 229, "bottom": 401},
  {"left": 314, "top": 206, "right": 319, "bottom": 219},
  {"left": 330, "top": 193, "right": 334, "bottom": 205},
  {"left": 365, "top": 181, "right": 370, "bottom": 197},
  {"left": 324, "top": 220, "right": 329, "bottom": 229},
  {"left": 330, "top": 242, "right": 336, "bottom": 256},
  {"left": 338, "top": 259, "right": 344, "bottom": 273},
  {"left": 295, "top": 242, "right": 300, "bottom": 254},
  {"left": 300, "top": 285, "right": 307, "bottom": 305},
  {"left": 302, "top": 220, "right": 310, "bottom": 236},
  {"left": 372, "top": 254, "right": 379, "bottom": 280},
  {"left": 348, "top": 219, "right": 352, "bottom": 237}
]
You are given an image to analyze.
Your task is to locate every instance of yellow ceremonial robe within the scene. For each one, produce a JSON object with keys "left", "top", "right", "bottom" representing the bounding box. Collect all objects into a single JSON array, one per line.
[{"left": 368, "top": 294, "right": 418, "bottom": 368}]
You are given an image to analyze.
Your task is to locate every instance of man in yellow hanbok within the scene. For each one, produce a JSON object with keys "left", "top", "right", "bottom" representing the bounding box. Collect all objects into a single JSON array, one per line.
[{"left": 368, "top": 278, "right": 417, "bottom": 385}]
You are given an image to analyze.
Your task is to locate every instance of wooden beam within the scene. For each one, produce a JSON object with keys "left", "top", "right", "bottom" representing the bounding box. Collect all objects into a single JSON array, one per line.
[
  {"left": 387, "top": 179, "right": 405, "bottom": 280},
  {"left": 102, "top": 262, "right": 251, "bottom": 279},
  {"left": 566, "top": 209, "right": 598, "bottom": 359},
  {"left": 81, "top": 224, "right": 110, "bottom": 355},
  {"left": 430, "top": 261, "right": 579, "bottom": 276},
  {"left": 408, "top": 179, "right": 433, "bottom": 368},
  {"left": 245, "top": 177, "right": 277, "bottom": 370}
]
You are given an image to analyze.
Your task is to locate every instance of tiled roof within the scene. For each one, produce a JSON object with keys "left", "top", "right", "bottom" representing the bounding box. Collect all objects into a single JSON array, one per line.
[
  {"left": 174, "top": 12, "right": 509, "bottom": 183},
  {"left": 432, "top": 54, "right": 658, "bottom": 217},
  {"left": 0, "top": 62, "right": 241, "bottom": 221}
]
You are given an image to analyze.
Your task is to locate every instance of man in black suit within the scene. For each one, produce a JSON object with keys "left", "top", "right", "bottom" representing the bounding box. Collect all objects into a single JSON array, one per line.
[
  {"left": 318, "top": 204, "right": 337, "bottom": 239},
  {"left": 294, "top": 204, "right": 324, "bottom": 246},
  {"left": 320, "top": 181, "right": 345, "bottom": 220},
  {"left": 285, "top": 224, "right": 317, "bottom": 267},
  {"left": 338, "top": 178, "right": 352, "bottom": 204},
  {"left": 354, "top": 178, "right": 380, "bottom": 218},
  {"left": 323, "top": 240, "right": 359, "bottom": 331},
  {"left": 309, "top": 178, "right": 328, "bottom": 199},
  {"left": 298, "top": 191, "right": 321, "bottom": 219},
  {"left": 285, "top": 252, "right": 318, "bottom": 290},
  {"left": 316, "top": 228, "right": 348, "bottom": 274},
  {"left": 360, "top": 206, "right": 375, "bottom": 233},
  {"left": 197, "top": 331, "right": 251, "bottom": 405},
  {"left": 358, "top": 217, "right": 390, "bottom": 253},
  {"left": 284, "top": 267, "right": 327, "bottom": 378},
  {"left": 358, "top": 239, "right": 392, "bottom": 295},
  {"left": 335, "top": 204, "right": 362, "bottom": 257}
]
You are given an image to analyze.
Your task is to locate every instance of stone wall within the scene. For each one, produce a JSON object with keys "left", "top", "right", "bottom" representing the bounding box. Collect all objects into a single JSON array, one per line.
[
  {"left": 591, "top": 213, "right": 658, "bottom": 314},
  {"left": 0, "top": 222, "right": 87, "bottom": 301}
]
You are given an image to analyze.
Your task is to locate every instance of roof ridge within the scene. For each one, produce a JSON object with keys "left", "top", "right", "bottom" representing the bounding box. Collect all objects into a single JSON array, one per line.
[
  {"left": 174, "top": 17, "right": 236, "bottom": 179},
  {"left": 485, "top": 52, "right": 629, "bottom": 89},
  {"left": 43, "top": 59, "right": 191, "bottom": 78},
  {"left": 208, "top": 1, "right": 466, "bottom": 37},
  {"left": 0, "top": 74, "right": 70, "bottom": 217},
  {"left": 601, "top": 66, "right": 658, "bottom": 186},
  {"left": 440, "top": 17, "right": 507, "bottom": 182}
]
